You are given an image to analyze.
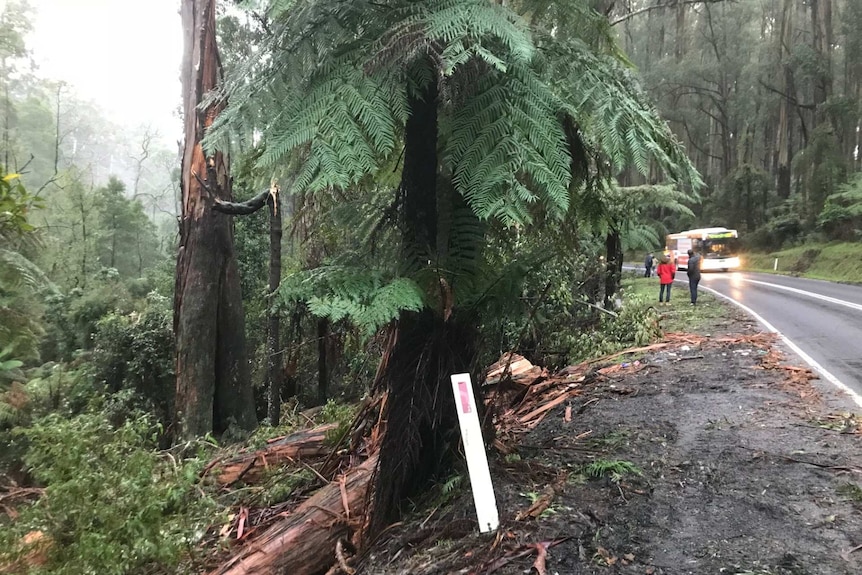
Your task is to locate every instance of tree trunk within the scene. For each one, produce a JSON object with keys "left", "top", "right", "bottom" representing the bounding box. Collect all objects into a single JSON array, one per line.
[
  {"left": 283, "top": 303, "right": 303, "bottom": 399},
  {"left": 369, "top": 67, "right": 481, "bottom": 537},
  {"left": 810, "top": 0, "right": 833, "bottom": 126},
  {"left": 775, "top": 0, "right": 795, "bottom": 199},
  {"left": 209, "top": 454, "right": 378, "bottom": 575},
  {"left": 267, "top": 187, "right": 283, "bottom": 425},
  {"left": 206, "top": 423, "right": 337, "bottom": 485},
  {"left": 316, "top": 317, "right": 329, "bottom": 406},
  {"left": 174, "top": 0, "right": 256, "bottom": 440},
  {"left": 674, "top": 1, "right": 686, "bottom": 63},
  {"left": 603, "top": 228, "right": 622, "bottom": 309}
]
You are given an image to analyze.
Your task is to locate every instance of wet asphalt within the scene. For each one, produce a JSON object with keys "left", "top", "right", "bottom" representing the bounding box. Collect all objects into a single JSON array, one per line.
[{"left": 686, "top": 271, "right": 862, "bottom": 398}]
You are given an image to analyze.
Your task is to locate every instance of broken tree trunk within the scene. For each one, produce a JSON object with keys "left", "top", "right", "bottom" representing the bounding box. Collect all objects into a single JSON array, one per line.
[
  {"left": 213, "top": 184, "right": 284, "bottom": 424},
  {"left": 210, "top": 454, "right": 377, "bottom": 575},
  {"left": 205, "top": 423, "right": 338, "bottom": 486},
  {"left": 174, "top": 0, "right": 256, "bottom": 439}
]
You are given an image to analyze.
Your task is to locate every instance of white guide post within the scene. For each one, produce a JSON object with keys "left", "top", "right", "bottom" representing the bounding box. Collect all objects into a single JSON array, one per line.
[
  {"left": 450, "top": 373, "right": 499, "bottom": 533},
  {"left": 774, "top": 258, "right": 778, "bottom": 271}
]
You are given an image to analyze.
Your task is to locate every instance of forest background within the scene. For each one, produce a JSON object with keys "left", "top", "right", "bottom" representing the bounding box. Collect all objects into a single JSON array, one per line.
[{"left": 2, "top": 0, "right": 862, "bottom": 573}]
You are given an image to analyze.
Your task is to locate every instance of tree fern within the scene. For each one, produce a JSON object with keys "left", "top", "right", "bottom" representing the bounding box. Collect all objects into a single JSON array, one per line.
[{"left": 213, "top": 0, "right": 703, "bottom": 334}]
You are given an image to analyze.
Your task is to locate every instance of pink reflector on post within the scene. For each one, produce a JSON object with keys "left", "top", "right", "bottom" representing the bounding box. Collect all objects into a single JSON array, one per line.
[{"left": 458, "top": 381, "right": 471, "bottom": 414}]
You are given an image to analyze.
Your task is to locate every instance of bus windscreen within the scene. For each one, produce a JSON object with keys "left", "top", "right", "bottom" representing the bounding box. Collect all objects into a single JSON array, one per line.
[{"left": 701, "top": 237, "right": 740, "bottom": 259}]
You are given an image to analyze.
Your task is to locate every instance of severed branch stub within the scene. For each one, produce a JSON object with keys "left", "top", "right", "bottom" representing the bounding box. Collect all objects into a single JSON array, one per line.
[{"left": 212, "top": 187, "right": 272, "bottom": 215}]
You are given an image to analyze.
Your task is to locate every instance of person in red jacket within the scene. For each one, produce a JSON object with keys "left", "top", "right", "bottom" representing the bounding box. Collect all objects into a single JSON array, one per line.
[{"left": 656, "top": 254, "right": 676, "bottom": 304}]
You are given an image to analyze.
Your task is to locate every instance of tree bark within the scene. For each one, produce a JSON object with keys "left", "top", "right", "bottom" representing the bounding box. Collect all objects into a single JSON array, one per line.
[
  {"left": 317, "top": 317, "right": 329, "bottom": 405},
  {"left": 209, "top": 454, "right": 377, "bottom": 575},
  {"left": 174, "top": 0, "right": 256, "bottom": 440},
  {"left": 267, "top": 187, "right": 283, "bottom": 425},
  {"left": 283, "top": 303, "right": 303, "bottom": 399},
  {"left": 775, "top": 0, "right": 795, "bottom": 199},
  {"left": 369, "top": 68, "right": 479, "bottom": 538},
  {"left": 206, "top": 423, "right": 337, "bottom": 485},
  {"left": 810, "top": 0, "right": 833, "bottom": 126},
  {"left": 603, "top": 228, "right": 622, "bottom": 309},
  {"left": 213, "top": 186, "right": 284, "bottom": 424}
]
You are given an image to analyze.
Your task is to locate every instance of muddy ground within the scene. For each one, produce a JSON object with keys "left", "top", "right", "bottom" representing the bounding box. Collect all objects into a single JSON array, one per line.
[{"left": 358, "top": 304, "right": 862, "bottom": 575}]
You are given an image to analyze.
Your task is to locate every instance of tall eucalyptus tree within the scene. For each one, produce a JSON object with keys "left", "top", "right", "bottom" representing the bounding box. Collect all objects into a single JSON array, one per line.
[{"left": 174, "top": 0, "right": 257, "bottom": 440}]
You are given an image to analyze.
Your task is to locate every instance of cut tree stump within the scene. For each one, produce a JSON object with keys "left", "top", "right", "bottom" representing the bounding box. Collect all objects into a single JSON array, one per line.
[
  {"left": 210, "top": 454, "right": 377, "bottom": 575},
  {"left": 206, "top": 423, "right": 338, "bottom": 485}
]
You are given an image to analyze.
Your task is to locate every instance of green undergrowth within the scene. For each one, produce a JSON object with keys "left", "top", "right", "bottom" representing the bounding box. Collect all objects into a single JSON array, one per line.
[
  {"left": 743, "top": 242, "right": 862, "bottom": 283},
  {"left": 621, "top": 275, "right": 725, "bottom": 333},
  {"left": 0, "top": 410, "right": 220, "bottom": 575},
  {"left": 568, "top": 289, "right": 662, "bottom": 362},
  {"left": 581, "top": 459, "right": 642, "bottom": 482}
]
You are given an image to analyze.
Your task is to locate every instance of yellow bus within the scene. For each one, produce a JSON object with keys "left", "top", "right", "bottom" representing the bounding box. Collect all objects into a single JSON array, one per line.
[{"left": 665, "top": 227, "right": 741, "bottom": 271}]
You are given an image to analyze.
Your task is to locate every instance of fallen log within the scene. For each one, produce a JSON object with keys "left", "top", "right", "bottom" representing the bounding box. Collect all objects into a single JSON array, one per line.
[
  {"left": 206, "top": 424, "right": 338, "bottom": 486},
  {"left": 210, "top": 454, "right": 377, "bottom": 575}
]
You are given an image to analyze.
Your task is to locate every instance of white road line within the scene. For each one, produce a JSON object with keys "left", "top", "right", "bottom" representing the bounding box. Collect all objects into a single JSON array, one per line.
[
  {"left": 691, "top": 282, "right": 862, "bottom": 408},
  {"left": 732, "top": 278, "right": 862, "bottom": 313}
]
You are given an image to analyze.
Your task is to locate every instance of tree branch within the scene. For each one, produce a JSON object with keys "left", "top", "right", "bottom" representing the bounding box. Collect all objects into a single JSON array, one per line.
[
  {"left": 611, "top": 0, "right": 731, "bottom": 27},
  {"left": 757, "top": 80, "right": 816, "bottom": 110},
  {"left": 212, "top": 188, "right": 271, "bottom": 215}
]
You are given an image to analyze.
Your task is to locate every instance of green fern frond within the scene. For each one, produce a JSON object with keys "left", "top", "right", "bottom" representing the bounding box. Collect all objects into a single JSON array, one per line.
[
  {"left": 278, "top": 266, "right": 424, "bottom": 336},
  {"left": 582, "top": 459, "right": 642, "bottom": 480},
  {"left": 446, "top": 60, "right": 571, "bottom": 225},
  {"left": 541, "top": 36, "right": 702, "bottom": 192}
]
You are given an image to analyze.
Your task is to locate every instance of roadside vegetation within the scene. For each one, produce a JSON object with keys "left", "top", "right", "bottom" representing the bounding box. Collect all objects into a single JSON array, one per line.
[{"left": 743, "top": 242, "right": 862, "bottom": 283}]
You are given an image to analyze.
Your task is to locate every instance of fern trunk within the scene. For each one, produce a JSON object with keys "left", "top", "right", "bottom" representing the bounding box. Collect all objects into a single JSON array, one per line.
[
  {"left": 174, "top": 0, "right": 256, "bottom": 440},
  {"left": 371, "top": 71, "right": 479, "bottom": 533}
]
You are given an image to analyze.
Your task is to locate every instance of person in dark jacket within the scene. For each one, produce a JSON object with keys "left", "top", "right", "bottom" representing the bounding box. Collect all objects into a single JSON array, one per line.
[
  {"left": 656, "top": 255, "right": 675, "bottom": 304},
  {"left": 687, "top": 249, "right": 702, "bottom": 304},
  {"left": 644, "top": 253, "right": 655, "bottom": 277}
]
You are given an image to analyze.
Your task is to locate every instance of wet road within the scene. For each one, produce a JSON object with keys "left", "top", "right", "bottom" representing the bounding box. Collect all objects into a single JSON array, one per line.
[{"left": 684, "top": 272, "right": 862, "bottom": 403}]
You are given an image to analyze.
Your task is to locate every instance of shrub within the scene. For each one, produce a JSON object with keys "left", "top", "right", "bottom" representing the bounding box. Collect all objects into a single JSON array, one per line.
[
  {"left": 1, "top": 411, "right": 217, "bottom": 575},
  {"left": 568, "top": 294, "right": 660, "bottom": 362},
  {"left": 90, "top": 292, "right": 174, "bottom": 423}
]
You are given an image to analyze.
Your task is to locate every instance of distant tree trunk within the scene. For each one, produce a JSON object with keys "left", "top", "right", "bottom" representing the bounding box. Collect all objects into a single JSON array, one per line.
[
  {"left": 109, "top": 214, "right": 117, "bottom": 269},
  {"left": 810, "top": 0, "right": 833, "bottom": 126},
  {"left": 775, "top": 0, "right": 795, "bottom": 199},
  {"left": 267, "top": 187, "right": 283, "bottom": 425},
  {"left": 283, "top": 303, "right": 303, "bottom": 400},
  {"left": 675, "top": 1, "right": 686, "bottom": 62},
  {"left": 604, "top": 228, "right": 622, "bottom": 309},
  {"left": 174, "top": 0, "right": 257, "bottom": 440},
  {"left": 316, "top": 317, "right": 329, "bottom": 405}
]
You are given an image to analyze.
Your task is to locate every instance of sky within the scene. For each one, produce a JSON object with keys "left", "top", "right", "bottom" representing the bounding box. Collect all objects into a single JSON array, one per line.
[{"left": 27, "top": 0, "right": 184, "bottom": 147}]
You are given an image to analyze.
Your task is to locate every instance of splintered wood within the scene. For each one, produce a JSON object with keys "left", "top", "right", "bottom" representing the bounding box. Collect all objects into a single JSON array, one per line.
[
  {"left": 485, "top": 353, "right": 587, "bottom": 440},
  {"left": 484, "top": 353, "right": 547, "bottom": 386},
  {"left": 204, "top": 424, "right": 338, "bottom": 485},
  {"left": 202, "top": 396, "right": 388, "bottom": 575},
  {"left": 209, "top": 455, "right": 377, "bottom": 575}
]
